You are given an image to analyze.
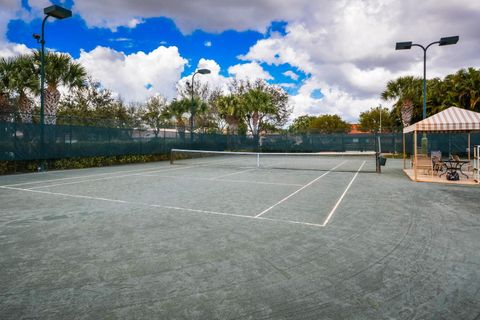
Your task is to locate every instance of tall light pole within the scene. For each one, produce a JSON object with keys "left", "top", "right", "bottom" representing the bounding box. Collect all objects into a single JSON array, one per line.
[
  {"left": 190, "top": 68, "right": 210, "bottom": 142},
  {"left": 395, "top": 36, "right": 459, "bottom": 120},
  {"left": 33, "top": 5, "right": 72, "bottom": 171}
]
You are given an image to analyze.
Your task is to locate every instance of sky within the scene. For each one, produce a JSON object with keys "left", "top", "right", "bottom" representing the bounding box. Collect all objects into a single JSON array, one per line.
[{"left": 1, "top": 0, "right": 479, "bottom": 122}]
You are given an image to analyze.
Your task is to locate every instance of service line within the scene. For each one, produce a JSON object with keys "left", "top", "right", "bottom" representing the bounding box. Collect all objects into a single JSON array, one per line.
[{"left": 0, "top": 185, "right": 324, "bottom": 228}]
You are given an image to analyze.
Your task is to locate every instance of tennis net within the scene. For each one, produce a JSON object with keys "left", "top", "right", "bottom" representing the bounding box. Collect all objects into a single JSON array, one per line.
[{"left": 170, "top": 149, "right": 380, "bottom": 173}]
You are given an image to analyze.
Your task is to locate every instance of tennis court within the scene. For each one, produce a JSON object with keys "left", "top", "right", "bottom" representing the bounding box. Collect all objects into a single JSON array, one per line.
[{"left": 1, "top": 153, "right": 479, "bottom": 319}]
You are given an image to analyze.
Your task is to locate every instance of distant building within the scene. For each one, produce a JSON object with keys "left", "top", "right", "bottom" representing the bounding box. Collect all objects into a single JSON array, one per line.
[{"left": 349, "top": 124, "right": 369, "bottom": 134}]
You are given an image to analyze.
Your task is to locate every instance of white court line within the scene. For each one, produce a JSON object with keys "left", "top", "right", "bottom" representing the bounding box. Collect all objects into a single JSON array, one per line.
[
  {"left": 254, "top": 161, "right": 347, "bottom": 218},
  {"left": 3, "top": 153, "right": 250, "bottom": 188},
  {"left": 2, "top": 165, "right": 169, "bottom": 187},
  {"left": 209, "top": 168, "right": 257, "bottom": 180},
  {"left": 137, "top": 174, "right": 303, "bottom": 187},
  {"left": 321, "top": 160, "right": 366, "bottom": 226},
  {"left": 0, "top": 185, "right": 324, "bottom": 228},
  {"left": 27, "top": 165, "right": 196, "bottom": 190}
]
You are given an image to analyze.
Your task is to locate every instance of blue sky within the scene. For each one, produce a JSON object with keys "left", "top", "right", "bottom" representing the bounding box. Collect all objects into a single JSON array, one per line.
[{"left": 1, "top": 0, "right": 478, "bottom": 121}]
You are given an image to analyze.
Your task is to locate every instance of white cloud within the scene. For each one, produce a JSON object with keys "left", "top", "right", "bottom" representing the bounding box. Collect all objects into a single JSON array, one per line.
[
  {"left": 0, "top": 43, "right": 31, "bottom": 58},
  {"left": 283, "top": 70, "right": 299, "bottom": 80},
  {"left": 228, "top": 62, "right": 273, "bottom": 81},
  {"left": 178, "top": 59, "right": 230, "bottom": 97},
  {"left": 2, "top": 0, "right": 480, "bottom": 122},
  {"left": 77, "top": 46, "right": 188, "bottom": 102},
  {"left": 71, "top": 0, "right": 314, "bottom": 33},
  {"left": 204, "top": 41, "right": 212, "bottom": 47},
  {"left": 289, "top": 77, "right": 382, "bottom": 122},
  {"left": 0, "top": 0, "right": 22, "bottom": 48},
  {"left": 240, "top": 0, "right": 480, "bottom": 120}
]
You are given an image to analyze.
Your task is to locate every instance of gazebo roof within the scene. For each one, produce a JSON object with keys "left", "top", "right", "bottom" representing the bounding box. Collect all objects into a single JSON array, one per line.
[{"left": 403, "top": 107, "right": 480, "bottom": 133}]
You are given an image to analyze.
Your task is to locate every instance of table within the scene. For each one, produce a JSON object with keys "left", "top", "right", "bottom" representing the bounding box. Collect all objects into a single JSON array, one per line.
[{"left": 439, "top": 160, "right": 470, "bottom": 179}]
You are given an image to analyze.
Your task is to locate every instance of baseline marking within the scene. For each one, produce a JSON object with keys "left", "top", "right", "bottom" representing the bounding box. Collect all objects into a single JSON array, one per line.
[
  {"left": 254, "top": 161, "right": 347, "bottom": 218},
  {"left": 0, "top": 185, "right": 323, "bottom": 228},
  {"left": 321, "top": 160, "right": 366, "bottom": 226}
]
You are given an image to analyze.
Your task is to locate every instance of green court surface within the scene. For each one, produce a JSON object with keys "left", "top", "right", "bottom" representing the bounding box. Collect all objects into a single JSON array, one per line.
[{"left": 0, "top": 159, "right": 479, "bottom": 319}]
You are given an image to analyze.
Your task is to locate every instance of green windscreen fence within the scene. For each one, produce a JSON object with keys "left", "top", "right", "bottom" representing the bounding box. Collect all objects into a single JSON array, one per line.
[
  {"left": 2, "top": 119, "right": 476, "bottom": 161},
  {"left": 403, "top": 132, "right": 480, "bottom": 157}
]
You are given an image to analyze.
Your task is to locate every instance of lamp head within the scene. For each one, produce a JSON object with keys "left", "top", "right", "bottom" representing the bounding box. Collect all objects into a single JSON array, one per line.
[
  {"left": 395, "top": 41, "right": 412, "bottom": 50},
  {"left": 197, "top": 68, "right": 211, "bottom": 75},
  {"left": 439, "top": 36, "right": 459, "bottom": 46},
  {"left": 44, "top": 5, "right": 72, "bottom": 19}
]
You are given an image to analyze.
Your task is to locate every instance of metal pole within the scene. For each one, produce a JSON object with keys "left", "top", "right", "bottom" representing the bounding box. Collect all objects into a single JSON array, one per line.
[
  {"left": 422, "top": 48, "right": 427, "bottom": 120},
  {"left": 39, "top": 15, "right": 49, "bottom": 171},
  {"left": 414, "top": 130, "right": 418, "bottom": 181},
  {"left": 190, "top": 72, "right": 198, "bottom": 143}
]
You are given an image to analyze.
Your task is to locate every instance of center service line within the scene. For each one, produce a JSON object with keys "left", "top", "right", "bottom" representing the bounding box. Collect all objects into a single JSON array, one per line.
[
  {"left": 321, "top": 160, "right": 366, "bottom": 226},
  {"left": 254, "top": 161, "right": 347, "bottom": 218}
]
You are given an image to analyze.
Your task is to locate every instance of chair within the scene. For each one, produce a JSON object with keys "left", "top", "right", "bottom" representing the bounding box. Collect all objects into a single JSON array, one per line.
[
  {"left": 452, "top": 154, "right": 473, "bottom": 176},
  {"left": 431, "top": 151, "right": 444, "bottom": 175},
  {"left": 415, "top": 154, "right": 434, "bottom": 176}
]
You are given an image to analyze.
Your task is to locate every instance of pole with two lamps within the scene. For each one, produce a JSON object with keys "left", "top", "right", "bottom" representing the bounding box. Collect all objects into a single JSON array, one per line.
[
  {"left": 395, "top": 36, "right": 459, "bottom": 153},
  {"left": 32, "top": 5, "right": 72, "bottom": 171}
]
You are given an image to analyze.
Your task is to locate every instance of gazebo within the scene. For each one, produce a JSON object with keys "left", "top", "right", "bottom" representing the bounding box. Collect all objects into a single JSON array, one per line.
[{"left": 402, "top": 107, "right": 480, "bottom": 184}]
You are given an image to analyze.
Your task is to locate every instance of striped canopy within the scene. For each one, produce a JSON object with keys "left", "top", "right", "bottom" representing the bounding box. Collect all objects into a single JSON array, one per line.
[{"left": 403, "top": 107, "right": 480, "bottom": 133}]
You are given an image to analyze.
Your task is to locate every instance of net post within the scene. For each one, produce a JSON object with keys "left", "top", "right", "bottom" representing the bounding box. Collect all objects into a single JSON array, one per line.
[
  {"left": 170, "top": 149, "right": 175, "bottom": 165},
  {"left": 376, "top": 152, "right": 381, "bottom": 173},
  {"left": 257, "top": 153, "right": 260, "bottom": 167}
]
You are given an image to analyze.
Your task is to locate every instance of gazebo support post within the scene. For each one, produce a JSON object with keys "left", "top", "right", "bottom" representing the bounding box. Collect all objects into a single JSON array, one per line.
[
  {"left": 414, "top": 130, "right": 418, "bottom": 181},
  {"left": 468, "top": 132, "right": 471, "bottom": 162}
]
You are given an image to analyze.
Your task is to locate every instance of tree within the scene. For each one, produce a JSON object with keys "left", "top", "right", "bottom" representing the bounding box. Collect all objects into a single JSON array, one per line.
[
  {"left": 289, "top": 115, "right": 316, "bottom": 133},
  {"left": 308, "top": 114, "right": 350, "bottom": 134},
  {"left": 57, "top": 77, "right": 116, "bottom": 126},
  {"left": 358, "top": 106, "right": 394, "bottom": 133},
  {"left": 10, "top": 55, "right": 38, "bottom": 122},
  {"left": 33, "top": 51, "right": 87, "bottom": 124},
  {"left": 141, "top": 95, "right": 168, "bottom": 137},
  {"left": 381, "top": 76, "right": 422, "bottom": 126},
  {"left": 229, "top": 79, "right": 291, "bottom": 138},
  {"left": 163, "top": 98, "right": 190, "bottom": 139},
  {"left": 443, "top": 67, "right": 480, "bottom": 112},
  {"left": 0, "top": 57, "right": 17, "bottom": 118},
  {"left": 215, "top": 94, "right": 243, "bottom": 134},
  {"left": 176, "top": 78, "right": 219, "bottom": 132}
]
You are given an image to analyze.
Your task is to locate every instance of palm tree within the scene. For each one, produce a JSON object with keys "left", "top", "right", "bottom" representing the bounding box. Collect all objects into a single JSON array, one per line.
[
  {"left": 216, "top": 94, "right": 242, "bottom": 134},
  {"left": 10, "top": 55, "right": 39, "bottom": 123},
  {"left": 0, "top": 57, "right": 15, "bottom": 119},
  {"left": 381, "top": 76, "right": 422, "bottom": 126},
  {"left": 164, "top": 98, "right": 190, "bottom": 140},
  {"left": 141, "top": 95, "right": 169, "bottom": 137},
  {"left": 34, "top": 51, "right": 87, "bottom": 124},
  {"left": 444, "top": 68, "right": 480, "bottom": 111}
]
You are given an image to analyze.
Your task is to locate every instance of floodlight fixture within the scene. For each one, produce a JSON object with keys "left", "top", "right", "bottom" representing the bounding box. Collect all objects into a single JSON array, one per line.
[
  {"left": 44, "top": 5, "right": 72, "bottom": 19},
  {"left": 395, "top": 41, "right": 412, "bottom": 50},
  {"left": 439, "top": 36, "right": 459, "bottom": 46},
  {"left": 197, "top": 68, "right": 211, "bottom": 74}
]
